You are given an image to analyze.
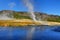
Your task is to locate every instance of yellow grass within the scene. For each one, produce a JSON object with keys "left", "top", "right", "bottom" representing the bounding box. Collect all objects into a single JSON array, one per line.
[
  {"left": 0, "top": 19, "right": 60, "bottom": 26},
  {"left": 0, "top": 19, "right": 41, "bottom": 26}
]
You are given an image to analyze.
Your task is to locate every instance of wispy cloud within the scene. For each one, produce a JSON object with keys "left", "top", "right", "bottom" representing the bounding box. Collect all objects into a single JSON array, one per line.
[{"left": 8, "top": 2, "right": 16, "bottom": 8}]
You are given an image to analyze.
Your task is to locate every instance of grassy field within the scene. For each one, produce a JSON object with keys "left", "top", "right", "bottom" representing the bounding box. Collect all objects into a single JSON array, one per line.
[
  {"left": 0, "top": 19, "right": 60, "bottom": 26},
  {"left": 0, "top": 19, "right": 41, "bottom": 26}
]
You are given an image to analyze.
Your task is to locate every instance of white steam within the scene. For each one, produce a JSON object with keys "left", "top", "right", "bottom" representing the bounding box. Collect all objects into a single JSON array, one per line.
[
  {"left": 24, "top": 0, "right": 37, "bottom": 21},
  {"left": 0, "top": 11, "right": 13, "bottom": 20}
]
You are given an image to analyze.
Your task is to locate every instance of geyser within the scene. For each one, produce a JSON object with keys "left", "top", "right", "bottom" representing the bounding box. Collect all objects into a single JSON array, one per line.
[
  {"left": 23, "top": 0, "right": 47, "bottom": 25},
  {"left": 24, "top": 0, "right": 37, "bottom": 21}
]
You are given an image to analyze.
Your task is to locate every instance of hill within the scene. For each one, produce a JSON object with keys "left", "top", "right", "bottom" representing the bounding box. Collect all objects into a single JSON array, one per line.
[{"left": 0, "top": 10, "right": 60, "bottom": 22}]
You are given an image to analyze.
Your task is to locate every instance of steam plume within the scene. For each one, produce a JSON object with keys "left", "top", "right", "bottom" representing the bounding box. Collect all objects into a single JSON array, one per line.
[{"left": 24, "top": 0, "right": 37, "bottom": 21}]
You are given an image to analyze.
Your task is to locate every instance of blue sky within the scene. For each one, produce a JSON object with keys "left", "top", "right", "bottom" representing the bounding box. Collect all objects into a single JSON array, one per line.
[{"left": 0, "top": 0, "right": 60, "bottom": 15}]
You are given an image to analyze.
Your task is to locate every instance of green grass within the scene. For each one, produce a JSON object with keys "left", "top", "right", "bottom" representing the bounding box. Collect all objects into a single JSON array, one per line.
[
  {"left": 47, "top": 17, "right": 60, "bottom": 22},
  {"left": 13, "top": 13, "right": 32, "bottom": 19}
]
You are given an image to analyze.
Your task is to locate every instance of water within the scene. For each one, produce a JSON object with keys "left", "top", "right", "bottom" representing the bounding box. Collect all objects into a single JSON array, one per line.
[{"left": 0, "top": 26, "right": 60, "bottom": 40}]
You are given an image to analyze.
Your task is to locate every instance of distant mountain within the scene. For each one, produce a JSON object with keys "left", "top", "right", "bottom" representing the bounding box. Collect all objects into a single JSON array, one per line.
[{"left": 0, "top": 10, "right": 60, "bottom": 22}]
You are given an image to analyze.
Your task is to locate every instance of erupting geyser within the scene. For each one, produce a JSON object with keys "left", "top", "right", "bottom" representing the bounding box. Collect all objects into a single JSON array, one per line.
[{"left": 24, "top": 0, "right": 37, "bottom": 21}]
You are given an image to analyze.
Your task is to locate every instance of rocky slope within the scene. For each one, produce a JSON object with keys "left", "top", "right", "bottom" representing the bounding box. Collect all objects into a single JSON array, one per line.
[{"left": 0, "top": 10, "right": 60, "bottom": 22}]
